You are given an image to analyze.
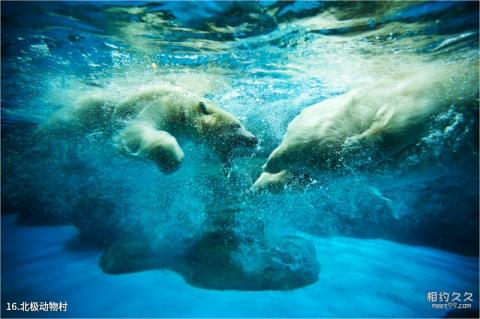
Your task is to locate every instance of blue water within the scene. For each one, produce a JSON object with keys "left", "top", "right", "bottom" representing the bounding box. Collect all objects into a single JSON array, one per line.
[
  {"left": 1, "top": 1, "right": 479, "bottom": 318},
  {"left": 2, "top": 215, "right": 478, "bottom": 317}
]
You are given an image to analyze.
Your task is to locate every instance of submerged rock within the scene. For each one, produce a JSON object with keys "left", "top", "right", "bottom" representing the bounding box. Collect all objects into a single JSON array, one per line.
[
  {"left": 180, "top": 233, "right": 320, "bottom": 290},
  {"left": 296, "top": 174, "right": 479, "bottom": 256},
  {"left": 100, "top": 237, "right": 167, "bottom": 274},
  {"left": 100, "top": 232, "right": 320, "bottom": 291}
]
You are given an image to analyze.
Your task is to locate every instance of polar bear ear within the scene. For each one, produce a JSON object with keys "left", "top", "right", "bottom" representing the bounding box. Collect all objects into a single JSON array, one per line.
[{"left": 198, "top": 101, "right": 210, "bottom": 115}]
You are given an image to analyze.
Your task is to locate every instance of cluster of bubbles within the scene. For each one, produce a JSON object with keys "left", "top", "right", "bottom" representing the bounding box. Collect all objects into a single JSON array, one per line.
[{"left": 2, "top": 1, "right": 478, "bottom": 260}]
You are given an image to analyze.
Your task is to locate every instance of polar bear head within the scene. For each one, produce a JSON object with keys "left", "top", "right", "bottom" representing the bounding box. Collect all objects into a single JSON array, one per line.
[{"left": 193, "top": 100, "right": 257, "bottom": 162}]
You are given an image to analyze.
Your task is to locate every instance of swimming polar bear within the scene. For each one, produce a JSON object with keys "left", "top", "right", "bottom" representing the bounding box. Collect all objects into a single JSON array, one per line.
[
  {"left": 41, "top": 85, "right": 257, "bottom": 173},
  {"left": 253, "top": 62, "right": 478, "bottom": 192}
]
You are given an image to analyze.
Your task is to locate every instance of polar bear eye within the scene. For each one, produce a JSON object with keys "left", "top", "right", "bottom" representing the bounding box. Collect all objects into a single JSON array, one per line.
[{"left": 231, "top": 123, "right": 241, "bottom": 129}]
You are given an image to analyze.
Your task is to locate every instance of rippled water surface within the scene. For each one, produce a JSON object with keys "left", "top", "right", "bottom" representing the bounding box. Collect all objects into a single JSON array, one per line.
[{"left": 1, "top": 1, "right": 479, "bottom": 318}]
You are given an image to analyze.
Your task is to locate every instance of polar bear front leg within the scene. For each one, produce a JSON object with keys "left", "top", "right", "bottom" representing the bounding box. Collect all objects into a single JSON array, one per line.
[
  {"left": 115, "top": 122, "right": 185, "bottom": 174},
  {"left": 251, "top": 170, "right": 298, "bottom": 193}
]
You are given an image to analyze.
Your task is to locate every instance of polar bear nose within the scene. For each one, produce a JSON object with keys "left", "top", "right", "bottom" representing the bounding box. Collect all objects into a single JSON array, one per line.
[
  {"left": 239, "top": 128, "right": 257, "bottom": 144},
  {"left": 248, "top": 135, "right": 258, "bottom": 146},
  {"left": 242, "top": 134, "right": 258, "bottom": 147},
  {"left": 234, "top": 127, "right": 257, "bottom": 147}
]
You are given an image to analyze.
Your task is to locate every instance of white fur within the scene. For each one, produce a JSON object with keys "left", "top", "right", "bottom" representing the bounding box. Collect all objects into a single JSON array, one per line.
[
  {"left": 40, "top": 84, "right": 257, "bottom": 173},
  {"left": 254, "top": 62, "right": 478, "bottom": 191}
]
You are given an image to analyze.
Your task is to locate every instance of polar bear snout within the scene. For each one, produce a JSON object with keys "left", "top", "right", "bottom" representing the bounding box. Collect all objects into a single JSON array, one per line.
[{"left": 237, "top": 128, "right": 258, "bottom": 147}]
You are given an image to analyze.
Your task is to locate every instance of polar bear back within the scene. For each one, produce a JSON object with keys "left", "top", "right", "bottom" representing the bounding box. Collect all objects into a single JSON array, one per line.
[
  {"left": 113, "top": 85, "right": 198, "bottom": 129},
  {"left": 263, "top": 62, "right": 478, "bottom": 174}
]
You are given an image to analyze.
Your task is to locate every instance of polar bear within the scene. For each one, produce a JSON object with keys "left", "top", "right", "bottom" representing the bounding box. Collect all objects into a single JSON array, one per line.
[
  {"left": 42, "top": 85, "right": 257, "bottom": 173},
  {"left": 253, "top": 62, "right": 478, "bottom": 192}
]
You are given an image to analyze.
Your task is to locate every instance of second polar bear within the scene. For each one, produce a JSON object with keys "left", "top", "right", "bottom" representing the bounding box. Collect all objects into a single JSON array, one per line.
[
  {"left": 253, "top": 62, "right": 478, "bottom": 192},
  {"left": 43, "top": 85, "right": 257, "bottom": 173}
]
